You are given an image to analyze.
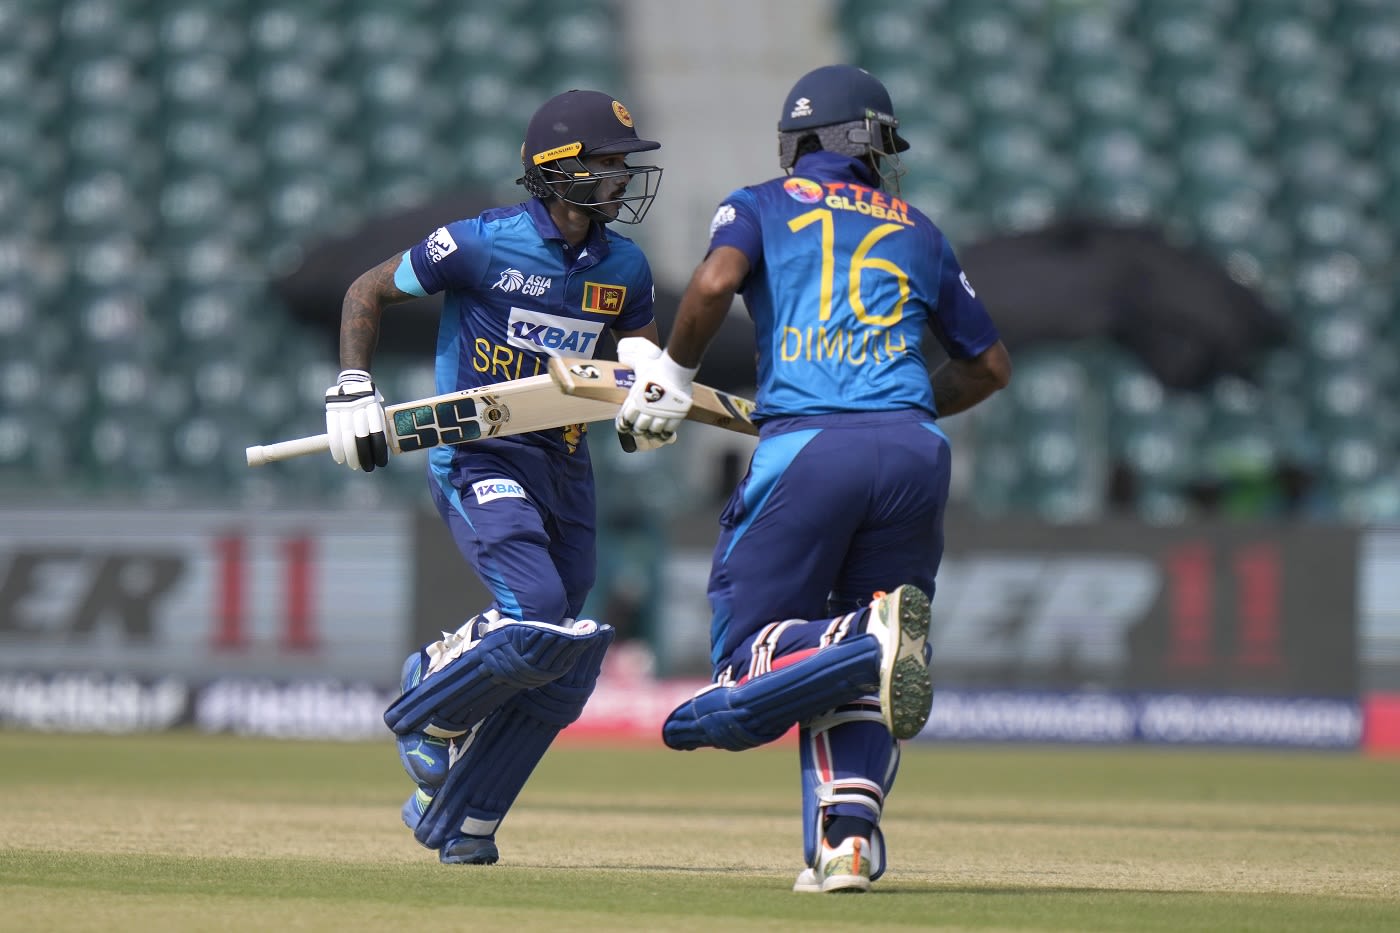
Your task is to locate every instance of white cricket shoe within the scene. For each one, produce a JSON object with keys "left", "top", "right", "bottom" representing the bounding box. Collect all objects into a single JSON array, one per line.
[
  {"left": 792, "top": 836, "right": 873, "bottom": 893},
  {"left": 864, "top": 584, "right": 933, "bottom": 740}
]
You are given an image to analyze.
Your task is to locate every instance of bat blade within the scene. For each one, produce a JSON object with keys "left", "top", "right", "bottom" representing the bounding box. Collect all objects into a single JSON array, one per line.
[{"left": 548, "top": 358, "right": 757, "bottom": 437}]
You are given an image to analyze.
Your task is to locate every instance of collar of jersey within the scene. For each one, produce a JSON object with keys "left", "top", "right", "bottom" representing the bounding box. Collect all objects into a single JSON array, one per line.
[
  {"left": 524, "top": 198, "right": 610, "bottom": 258},
  {"left": 791, "top": 150, "right": 881, "bottom": 188}
]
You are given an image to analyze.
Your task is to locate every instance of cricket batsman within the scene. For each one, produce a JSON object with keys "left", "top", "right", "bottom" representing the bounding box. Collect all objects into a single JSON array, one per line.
[
  {"left": 618, "top": 64, "right": 1012, "bottom": 892},
  {"left": 323, "top": 88, "right": 669, "bottom": 864}
]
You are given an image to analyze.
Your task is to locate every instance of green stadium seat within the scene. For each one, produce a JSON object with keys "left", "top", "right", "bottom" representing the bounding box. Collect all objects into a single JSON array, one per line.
[
  {"left": 0, "top": 408, "right": 76, "bottom": 491},
  {"left": 454, "top": 125, "right": 531, "bottom": 194},
  {"left": 1308, "top": 373, "right": 1386, "bottom": 440},
  {"left": 157, "top": 53, "right": 255, "bottom": 125},
  {"left": 971, "top": 123, "right": 1057, "bottom": 182},
  {"left": 1336, "top": 8, "right": 1400, "bottom": 87},
  {"left": 965, "top": 433, "right": 1028, "bottom": 517},
  {"left": 1118, "top": 418, "right": 1198, "bottom": 489},
  {"left": 984, "top": 183, "right": 1060, "bottom": 233},
  {"left": 365, "top": 120, "right": 457, "bottom": 190},
  {"left": 160, "top": 114, "right": 260, "bottom": 185},
  {"left": 1320, "top": 435, "right": 1391, "bottom": 500},
  {"left": 1268, "top": 77, "right": 1370, "bottom": 149},
  {"left": 355, "top": 61, "right": 451, "bottom": 128},
  {"left": 153, "top": 2, "right": 245, "bottom": 60},
  {"left": 59, "top": 171, "right": 154, "bottom": 242},
  {"left": 0, "top": 3, "right": 55, "bottom": 57},
  {"left": 949, "top": 6, "right": 1025, "bottom": 65},
  {"left": 1246, "top": 15, "right": 1341, "bottom": 85},
  {"left": 157, "top": 172, "right": 242, "bottom": 240},
  {"left": 440, "top": 8, "right": 541, "bottom": 75},
  {"left": 344, "top": 6, "right": 439, "bottom": 62},
  {"left": 842, "top": 3, "right": 942, "bottom": 66},
  {"left": 1140, "top": 7, "right": 1224, "bottom": 65}
]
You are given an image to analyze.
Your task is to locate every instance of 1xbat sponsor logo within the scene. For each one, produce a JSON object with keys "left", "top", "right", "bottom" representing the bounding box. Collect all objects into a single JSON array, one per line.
[
  {"left": 506, "top": 308, "right": 603, "bottom": 357},
  {"left": 472, "top": 479, "right": 527, "bottom": 504}
]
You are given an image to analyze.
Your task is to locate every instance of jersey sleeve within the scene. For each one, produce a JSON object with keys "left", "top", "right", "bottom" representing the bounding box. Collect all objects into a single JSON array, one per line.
[
  {"left": 704, "top": 188, "right": 762, "bottom": 266},
  {"left": 616, "top": 255, "right": 656, "bottom": 333},
  {"left": 929, "top": 242, "right": 1001, "bottom": 359},
  {"left": 405, "top": 219, "right": 492, "bottom": 295}
]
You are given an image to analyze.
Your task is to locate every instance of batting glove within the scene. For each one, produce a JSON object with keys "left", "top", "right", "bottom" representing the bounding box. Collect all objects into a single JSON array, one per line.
[
  {"left": 325, "top": 368, "right": 390, "bottom": 472},
  {"left": 617, "top": 351, "right": 697, "bottom": 447},
  {"left": 615, "top": 338, "right": 673, "bottom": 451}
]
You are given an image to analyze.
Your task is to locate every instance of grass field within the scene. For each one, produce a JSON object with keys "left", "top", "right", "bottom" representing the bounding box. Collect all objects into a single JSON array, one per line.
[{"left": 1, "top": 731, "right": 1397, "bottom": 932}]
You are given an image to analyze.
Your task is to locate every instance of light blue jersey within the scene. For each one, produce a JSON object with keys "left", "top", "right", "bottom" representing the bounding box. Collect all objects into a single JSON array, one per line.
[{"left": 707, "top": 150, "right": 999, "bottom": 421}]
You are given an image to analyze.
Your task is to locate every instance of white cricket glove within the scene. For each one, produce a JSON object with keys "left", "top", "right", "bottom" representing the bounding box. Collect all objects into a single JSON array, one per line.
[
  {"left": 614, "top": 337, "right": 673, "bottom": 452},
  {"left": 325, "top": 368, "right": 390, "bottom": 472},
  {"left": 616, "top": 347, "right": 698, "bottom": 448}
]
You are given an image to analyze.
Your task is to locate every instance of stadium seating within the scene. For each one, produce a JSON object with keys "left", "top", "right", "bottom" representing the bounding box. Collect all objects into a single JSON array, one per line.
[
  {"left": 838, "top": 0, "right": 1400, "bottom": 523},
  {"left": 0, "top": 1, "right": 1395, "bottom": 525}
]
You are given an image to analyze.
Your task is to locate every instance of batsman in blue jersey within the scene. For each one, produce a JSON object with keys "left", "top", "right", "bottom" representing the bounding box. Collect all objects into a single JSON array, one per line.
[
  {"left": 324, "top": 89, "right": 671, "bottom": 865},
  {"left": 619, "top": 65, "right": 1012, "bottom": 893}
]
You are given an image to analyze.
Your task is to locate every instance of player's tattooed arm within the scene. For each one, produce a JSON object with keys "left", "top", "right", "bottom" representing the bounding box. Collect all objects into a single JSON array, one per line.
[
  {"left": 931, "top": 340, "right": 1012, "bottom": 416},
  {"left": 339, "top": 255, "right": 417, "bottom": 370}
]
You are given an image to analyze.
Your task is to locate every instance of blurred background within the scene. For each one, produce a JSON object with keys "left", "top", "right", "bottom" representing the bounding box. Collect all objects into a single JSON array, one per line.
[{"left": 0, "top": 0, "right": 1396, "bottom": 751}]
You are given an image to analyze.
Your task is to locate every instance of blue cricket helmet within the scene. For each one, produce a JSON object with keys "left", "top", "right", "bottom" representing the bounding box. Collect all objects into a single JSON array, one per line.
[
  {"left": 517, "top": 89, "right": 663, "bottom": 224},
  {"left": 777, "top": 65, "right": 910, "bottom": 190},
  {"left": 522, "top": 89, "right": 660, "bottom": 162}
]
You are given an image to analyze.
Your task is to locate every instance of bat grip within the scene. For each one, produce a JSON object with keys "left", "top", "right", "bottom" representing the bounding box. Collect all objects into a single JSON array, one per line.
[{"left": 246, "top": 434, "right": 331, "bottom": 467}]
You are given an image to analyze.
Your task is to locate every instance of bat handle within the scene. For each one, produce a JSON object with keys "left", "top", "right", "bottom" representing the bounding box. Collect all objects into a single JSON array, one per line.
[
  {"left": 616, "top": 431, "right": 637, "bottom": 453},
  {"left": 246, "top": 433, "right": 332, "bottom": 467}
]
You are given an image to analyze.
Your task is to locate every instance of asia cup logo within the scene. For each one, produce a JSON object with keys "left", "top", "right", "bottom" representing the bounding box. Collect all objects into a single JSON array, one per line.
[{"left": 783, "top": 177, "right": 823, "bottom": 204}]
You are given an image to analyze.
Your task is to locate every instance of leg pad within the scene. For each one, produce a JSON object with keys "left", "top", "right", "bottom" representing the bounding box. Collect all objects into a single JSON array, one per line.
[
  {"left": 384, "top": 620, "right": 598, "bottom": 737},
  {"left": 662, "top": 634, "right": 881, "bottom": 751},
  {"left": 415, "top": 625, "right": 614, "bottom": 851}
]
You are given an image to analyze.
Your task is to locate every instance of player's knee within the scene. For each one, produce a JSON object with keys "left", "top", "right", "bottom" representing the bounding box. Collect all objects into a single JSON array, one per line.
[
  {"left": 663, "top": 684, "right": 786, "bottom": 751},
  {"left": 511, "top": 624, "right": 614, "bottom": 727},
  {"left": 512, "top": 582, "right": 571, "bottom": 628}
]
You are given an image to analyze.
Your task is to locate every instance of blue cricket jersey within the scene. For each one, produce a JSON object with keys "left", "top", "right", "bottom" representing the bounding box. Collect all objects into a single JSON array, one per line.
[
  {"left": 394, "top": 198, "right": 655, "bottom": 471},
  {"left": 706, "top": 150, "right": 999, "bottom": 420}
]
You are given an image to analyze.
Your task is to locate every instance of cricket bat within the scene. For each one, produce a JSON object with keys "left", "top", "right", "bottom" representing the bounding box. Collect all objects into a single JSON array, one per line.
[
  {"left": 548, "top": 357, "right": 758, "bottom": 437},
  {"left": 247, "top": 363, "right": 758, "bottom": 467},
  {"left": 246, "top": 372, "right": 618, "bottom": 467}
]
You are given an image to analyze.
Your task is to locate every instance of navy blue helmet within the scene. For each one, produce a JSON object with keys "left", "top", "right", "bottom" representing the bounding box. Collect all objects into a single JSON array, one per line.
[
  {"left": 517, "top": 89, "right": 662, "bottom": 224},
  {"left": 778, "top": 65, "right": 908, "bottom": 191}
]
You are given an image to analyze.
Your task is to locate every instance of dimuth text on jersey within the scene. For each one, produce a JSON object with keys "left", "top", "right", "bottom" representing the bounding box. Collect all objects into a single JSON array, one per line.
[{"left": 779, "top": 327, "right": 908, "bottom": 365}]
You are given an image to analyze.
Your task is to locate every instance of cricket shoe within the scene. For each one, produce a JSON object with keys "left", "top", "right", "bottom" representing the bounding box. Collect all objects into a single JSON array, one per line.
[
  {"left": 864, "top": 584, "right": 933, "bottom": 740},
  {"left": 792, "top": 836, "right": 873, "bottom": 893},
  {"left": 401, "top": 788, "right": 432, "bottom": 831},
  {"left": 396, "top": 649, "right": 451, "bottom": 790},
  {"left": 439, "top": 834, "right": 499, "bottom": 866},
  {"left": 403, "top": 791, "right": 499, "bottom": 863}
]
